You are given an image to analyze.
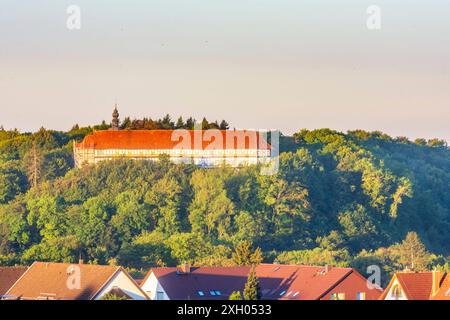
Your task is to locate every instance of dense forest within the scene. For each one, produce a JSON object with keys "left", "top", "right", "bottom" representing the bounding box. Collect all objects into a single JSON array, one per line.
[{"left": 0, "top": 115, "right": 449, "bottom": 284}]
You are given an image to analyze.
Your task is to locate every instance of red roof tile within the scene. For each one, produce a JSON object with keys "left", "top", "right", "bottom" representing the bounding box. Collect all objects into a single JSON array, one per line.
[
  {"left": 0, "top": 267, "right": 28, "bottom": 296},
  {"left": 144, "top": 264, "right": 380, "bottom": 300},
  {"left": 395, "top": 272, "right": 434, "bottom": 300},
  {"left": 76, "top": 130, "right": 271, "bottom": 150}
]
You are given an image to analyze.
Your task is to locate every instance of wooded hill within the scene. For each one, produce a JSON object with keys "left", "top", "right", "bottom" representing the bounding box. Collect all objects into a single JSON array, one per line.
[{"left": 0, "top": 117, "right": 449, "bottom": 283}]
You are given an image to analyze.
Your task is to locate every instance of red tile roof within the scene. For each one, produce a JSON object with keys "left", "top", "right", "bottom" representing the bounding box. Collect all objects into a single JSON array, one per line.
[
  {"left": 0, "top": 266, "right": 28, "bottom": 296},
  {"left": 379, "top": 271, "right": 444, "bottom": 300},
  {"left": 6, "top": 262, "right": 123, "bottom": 300},
  {"left": 395, "top": 272, "right": 434, "bottom": 300},
  {"left": 144, "top": 264, "right": 380, "bottom": 300},
  {"left": 76, "top": 130, "right": 271, "bottom": 150},
  {"left": 255, "top": 264, "right": 354, "bottom": 300}
]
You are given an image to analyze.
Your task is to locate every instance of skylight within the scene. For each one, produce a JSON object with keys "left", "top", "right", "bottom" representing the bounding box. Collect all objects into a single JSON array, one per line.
[
  {"left": 210, "top": 291, "right": 217, "bottom": 296},
  {"left": 293, "top": 292, "right": 299, "bottom": 297},
  {"left": 279, "top": 290, "right": 286, "bottom": 296},
  {"left": 197, "top": 291, "right": 205, "bottom": 296}
]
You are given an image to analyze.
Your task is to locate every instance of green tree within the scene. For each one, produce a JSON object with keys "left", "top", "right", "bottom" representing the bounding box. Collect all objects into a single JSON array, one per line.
[
  {"left": 391, "top": 232, "right": 431, "bottom": 271},
  {"left": 229, "top": 291, "right": 242, "bottom": 300},
  {"left": 100, "top": 293, "right": 128, "bottom": 300},
  {"left": 232, "top": 241, "right": 263, "bottom": 266},
  {"left": 243, "top": 267, "right": 261, "bottom": 300}
]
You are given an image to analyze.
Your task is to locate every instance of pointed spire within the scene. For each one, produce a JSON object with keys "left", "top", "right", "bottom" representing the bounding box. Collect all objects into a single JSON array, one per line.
[{"left": 111, "top": 103, "right": 120, "bottom": 130}]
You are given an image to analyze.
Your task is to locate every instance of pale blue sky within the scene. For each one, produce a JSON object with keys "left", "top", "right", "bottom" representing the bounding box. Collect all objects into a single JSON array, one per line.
[{"left": 0, "top": 0, "right": 449, "bottom": 140}]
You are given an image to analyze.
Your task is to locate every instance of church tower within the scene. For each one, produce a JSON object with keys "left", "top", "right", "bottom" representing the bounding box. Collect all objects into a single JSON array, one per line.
[{"left": 111, "top": 104, "right": 120, "bottom": 130}]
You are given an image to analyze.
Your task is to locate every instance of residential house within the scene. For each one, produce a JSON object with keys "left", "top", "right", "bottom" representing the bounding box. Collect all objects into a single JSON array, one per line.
[
  {"left": 380, "top": 270, "right": 448, "bottom": 300},
  {"left": 5, "top": 261, "right": 148, "bottom": 300},
  {"left": 141, "top": 263, "right": 382, "bottom": 300}
]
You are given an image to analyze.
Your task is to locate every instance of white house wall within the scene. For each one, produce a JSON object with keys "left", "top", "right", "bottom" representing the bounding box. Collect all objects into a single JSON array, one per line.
[
  {"left": 141, "top": 272, "right": 170, "bottom": 300},
  {"left": 94, "top": 270, "right": 148, "bottom": 300}
]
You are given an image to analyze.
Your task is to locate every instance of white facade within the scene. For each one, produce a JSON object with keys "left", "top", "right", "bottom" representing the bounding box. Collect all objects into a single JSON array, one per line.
[
  {"left": 382, "top": 278, "right": 407, "bottom": 300},
  {"left": 94, "top": 270, "right": 148, "bottom": 300},
  {"left": 75, "top": 146, "right": 271, "bottom": 169},
  {"left": 140, "top": 272, "right": 170, "bottom": 300}
]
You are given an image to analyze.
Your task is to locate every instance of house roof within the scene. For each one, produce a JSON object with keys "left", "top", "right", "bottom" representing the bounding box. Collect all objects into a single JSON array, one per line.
[
  {"left": 6, "top": 262, "right": 123, "bottom": 300},
  {"left": 143, "top": 264, "right": 374, "bottom": 300},
  {"left": 255, "top": 264, "right": 355, "bottom": 300},
  {"left": 431, "top": 273, "right": 450, "bottom": 300},
  {"left": 76, "top": 130, "right": 271, "bottom": 150},
  {"left": 148, "top": 266, "right": 251, "bottom": 300},
  {"left": 380, "top": 271, "right": 440, "bottom": 300},
  {"left": 0, "top": 266, "right": 28, "bottom": 296}
]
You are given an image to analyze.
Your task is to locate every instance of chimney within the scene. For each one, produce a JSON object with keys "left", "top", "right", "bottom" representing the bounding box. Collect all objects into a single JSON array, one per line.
[
  {"left": 325, "top": 265, "right": 332, "bottom": 273},
  {"left": 180, "top": 262, "right": 190, "bottom": 274},
  {"left": 431, "top": 270, "right": 443, "bottom": 297}
]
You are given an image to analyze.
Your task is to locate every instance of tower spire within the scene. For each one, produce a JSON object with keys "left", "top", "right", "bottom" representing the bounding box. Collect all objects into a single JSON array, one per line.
[{"left": 111, "top": 103, "right": 120, "bottom": 130}]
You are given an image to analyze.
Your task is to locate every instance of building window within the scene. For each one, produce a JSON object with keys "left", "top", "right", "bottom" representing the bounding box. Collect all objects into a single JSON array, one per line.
[
  {"left": 392, "top": 285, "right": 403, "bottom": 299},
  {"left": 356, "top": 292, "right": 366, "bottom": 300},
  {"left": 156, "top": 291, "right": 165, "bottom": 300},
  {"left": 330, "top": 293, "right": 346, "bottom": 300}
]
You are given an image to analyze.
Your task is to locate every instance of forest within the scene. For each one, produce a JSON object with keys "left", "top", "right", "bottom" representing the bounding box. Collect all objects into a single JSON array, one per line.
[{"left": 0, "top": 116, "right": 449, "bottom": 284}]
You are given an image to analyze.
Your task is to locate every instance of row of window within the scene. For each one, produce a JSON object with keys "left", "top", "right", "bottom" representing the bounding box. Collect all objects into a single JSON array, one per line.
[
  {"left": 197, "top": 290, "right": 222, "bottom": 297},
  {"left": 330, "top": 292, "right": 366, "bottom": 300},
  {"left": 94, "top": 149, "right": 269, "bottom": 156}
]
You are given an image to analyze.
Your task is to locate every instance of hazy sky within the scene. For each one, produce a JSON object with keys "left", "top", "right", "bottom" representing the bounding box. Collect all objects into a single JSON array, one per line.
[{"left": 1, "top": 0, "right": 449, "bottom": 140}]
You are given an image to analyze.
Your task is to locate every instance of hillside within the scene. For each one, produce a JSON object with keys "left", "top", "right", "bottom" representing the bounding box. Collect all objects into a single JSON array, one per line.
[{"left": 0, "top": 121, "right": 449, "bottom": 283}]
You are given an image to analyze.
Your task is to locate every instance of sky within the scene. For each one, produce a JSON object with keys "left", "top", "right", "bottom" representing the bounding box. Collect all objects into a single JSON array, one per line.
[{"left": 0, "top": 0, "right": 449, "bottom": 141}]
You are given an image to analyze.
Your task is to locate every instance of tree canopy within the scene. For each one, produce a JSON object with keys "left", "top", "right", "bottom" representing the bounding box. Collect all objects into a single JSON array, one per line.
[{"left": 0, "top": 125, "right": 449, "bottom": 284}]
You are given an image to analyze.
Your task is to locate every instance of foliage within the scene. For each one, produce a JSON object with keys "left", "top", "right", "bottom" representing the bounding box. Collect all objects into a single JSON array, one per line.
[
  {"left": 229, "top": 291, "right": 243, "bottom": 300},
  {"left": 0, "top": 126, "right": 448, "bottom": 283},
  {"left": 243, "top": 267, "right": 261, "bottom": 300}
]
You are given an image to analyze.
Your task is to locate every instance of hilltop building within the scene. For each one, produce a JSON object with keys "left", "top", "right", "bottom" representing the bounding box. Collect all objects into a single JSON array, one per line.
[{"left": 74, "top": 107, "right": 271, "bottom": 168}]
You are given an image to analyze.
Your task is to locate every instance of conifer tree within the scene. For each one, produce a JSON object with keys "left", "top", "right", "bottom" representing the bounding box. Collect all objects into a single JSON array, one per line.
[{"left": 243, "top": 266, "right": 260, "bottom": 300}]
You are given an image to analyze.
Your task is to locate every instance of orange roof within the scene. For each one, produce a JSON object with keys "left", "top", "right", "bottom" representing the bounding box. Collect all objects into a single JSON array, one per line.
[
  {"left": 6, "top": 262, "right": 127, "bottom": 300},
  {"left": 76, "top": 130, "right": 271, "bottom": 150},
  {"left": 0, "top": 266, "right": 28, "bottom": 295},
  {"left": 379, "top": 272, "right": 440, "bottom": 300},
  {"left": 144, "top": 264, "right": 380, "bottom": 300},
  {"left": 255, "top": 264, "right": 355, "bottom": 300},
  {"left": 432, "top": 273, "right": 450, "bottom": 300}
]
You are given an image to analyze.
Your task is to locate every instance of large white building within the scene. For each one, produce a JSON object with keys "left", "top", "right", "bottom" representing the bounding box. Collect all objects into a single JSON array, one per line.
[{"left": 73, "top": 109, "right": 271, "bottom": 168}]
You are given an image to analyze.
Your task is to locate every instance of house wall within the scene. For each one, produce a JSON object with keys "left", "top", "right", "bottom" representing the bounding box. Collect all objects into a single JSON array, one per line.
[
  {"left": 383, "top": 278, "right": 407, "bottom": 300},
  {"left": 320, "top": 272, "right": 382, "bottom": 300},
  {"left": 141, "top": 272, "right": 170, "bottom": 300},
  {"left": 94, "top": 270, "right": 148, "bottom": 300},
  {"left": 74, "top": 146, "right": 271, "bottom": 169}
]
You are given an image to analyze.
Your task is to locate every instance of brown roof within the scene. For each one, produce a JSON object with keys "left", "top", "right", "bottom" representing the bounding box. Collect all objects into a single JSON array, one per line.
[
  {"left": 144, "top": 264, "right": 375, "bottom": 300},
  {"left": 0, "top": 267, "right": 28, "bottom": 296},
  {"left": 431, "top": 273, "right": 450, "bottom": 300},
  {"left": 76, "top": 130, "right": 271, "bottom": 151},
  {"left": 6, "top": 262, "right": 122, "bottom": 300}
]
